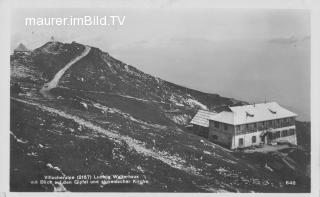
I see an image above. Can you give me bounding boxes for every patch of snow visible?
[53,182,68,192]
[10,132,28,144]
[27,152,38,156]
[216,167,228,173]
[112,147,126,161]
[117,94,150,102]
[93,102,121,114]
[96,158,110,166]
[46,163,65,176]
[265,163,274,172]
[200,186,228,192]
[155,77,163,84]
[136,165,145,173]
[186,98,208,110]
[186,145,198,150]
[46,163,54,168]
[170,114,190,125]
[80,101,88,109]
[220,158,237,164]
[169,95,184,107]
[124,64,130,72]
[106,62,117,74]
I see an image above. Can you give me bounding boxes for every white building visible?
[190,102,297,149]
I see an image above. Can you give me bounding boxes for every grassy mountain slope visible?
[10,41,310,192]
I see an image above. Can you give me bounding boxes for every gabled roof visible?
[190,110,217,127]
[209,102,297,125]
[14,43,30,52]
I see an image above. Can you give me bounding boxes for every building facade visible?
[190,102,297,149]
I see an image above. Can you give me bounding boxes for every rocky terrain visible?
[10,41,310,192]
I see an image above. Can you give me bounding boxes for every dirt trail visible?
[11,97,204,177]
[40,46,91,93]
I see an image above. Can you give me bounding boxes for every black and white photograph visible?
[1,0,319,195]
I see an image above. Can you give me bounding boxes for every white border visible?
[1,0,319,197]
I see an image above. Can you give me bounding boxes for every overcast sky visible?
[11,8,310,120]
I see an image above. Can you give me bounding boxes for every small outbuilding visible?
[190,110,217,138]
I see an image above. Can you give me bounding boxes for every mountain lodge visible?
[190,102,297,149]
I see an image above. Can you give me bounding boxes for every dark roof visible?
[190,110,217,127]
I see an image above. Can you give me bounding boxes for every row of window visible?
[238,136,256,146]
[238,129,296,146]
[234,117,295,134]
[212,118,295,134]
[214,121,229,130]
[270,129,295,140]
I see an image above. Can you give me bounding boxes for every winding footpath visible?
[41,45,91,92]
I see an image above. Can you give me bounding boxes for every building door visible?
[238,138,244,147]
[267,132,273,144]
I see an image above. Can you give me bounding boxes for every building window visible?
[252,136,256,143]
[275,131,281,138]
[282,130,288,137]
[289,117,295,125]
[239,138,244,146]
[288,129,295,136]
[224,124,228,130]
[248,124,252,132]
[236,125,240,131]
[214,121,219,128]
